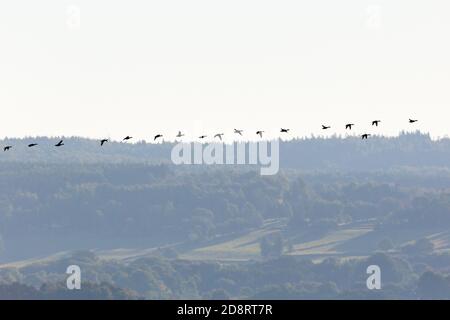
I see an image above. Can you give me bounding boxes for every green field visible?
[3,219,450,269]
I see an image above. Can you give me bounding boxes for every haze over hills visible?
[1,132,450,299]
[2,0,450,300]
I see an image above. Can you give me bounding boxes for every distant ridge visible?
[1,132,450,171]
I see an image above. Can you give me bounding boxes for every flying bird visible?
[154,134,163,141]
[361,134,371,140]
[28,143,38,148]
[199,135,207,139]
[176,131,184,138]
[372,120,381,126]
[3,146,12,151]
[345,124,355,130]
[214,133,224,141]
[256,131,264,138]
[123,136,133,141]
[234,129,243,136]
[55,140,64,147]
[280,128,290,133]
[100,139,108,146]
[409,119,418,123]
[322,125,331,130]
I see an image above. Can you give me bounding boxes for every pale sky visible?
[0,0,449,142]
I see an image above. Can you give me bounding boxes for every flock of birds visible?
[2,119,419,152]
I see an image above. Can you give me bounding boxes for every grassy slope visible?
[2,220,450,269]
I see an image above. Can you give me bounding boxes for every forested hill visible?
[2,132,450,299]
[1,132,449,171]
[280,131,450,171]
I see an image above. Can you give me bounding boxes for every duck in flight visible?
[345,124,355,130]
[280,128,290,133]
[154,134,163,141]
[361,134,371,140]
[214,133,224,141]
[176,131,184,138]
[372,120,381,126]
[55,140,64,147]
[234,129,243,136]
[322,125,331,130]
[100,139,108,146]
[28,143,38,148]
[256,130,264,138]
[3,146,12,151]
[409,119,418,123]
[199,135,207,139]
[123,136,133,141]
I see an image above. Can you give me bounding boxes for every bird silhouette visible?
[123,136,133,141]
[322,125,331,130]
[409,119,418,123]
[214,133,224,141]
[154,134,163,141]
[28,143,38,148]
[361,134,371,140]
[199,135,207,139]
[372,120,381,126]
[256,131,264,138]
[234,129,243,136]
[280,128,290,133]
[3,146,12,151]
[345,124,355,130]
[176,131,184,138]
[55,140,64,147]
[100,139,108,146]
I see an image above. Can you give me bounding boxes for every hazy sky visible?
[0,0,449,142]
